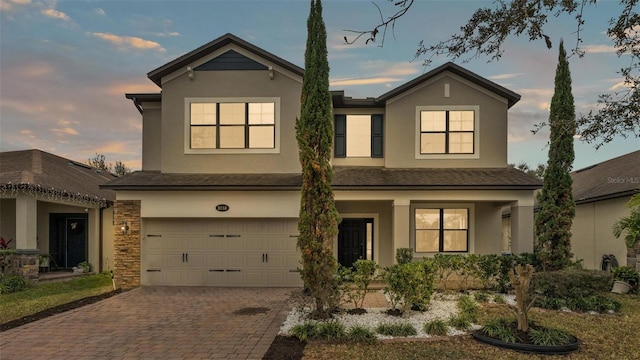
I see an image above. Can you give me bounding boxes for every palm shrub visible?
[613,194,640,268]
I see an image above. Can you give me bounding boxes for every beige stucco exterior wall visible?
[474,202,503,254]
[573,197,629,269]
[141,102,161,171]
[116,191,300,218]
[384,73,509,168]
[158,46,302,174]
[336,200,394,267]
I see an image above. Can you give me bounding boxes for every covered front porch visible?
[334,189,535,268]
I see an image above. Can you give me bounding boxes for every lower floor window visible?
[415,208,468,252]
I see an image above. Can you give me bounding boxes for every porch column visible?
[392,200,410,262]
[15,194,37,250]
[510,204,534,254]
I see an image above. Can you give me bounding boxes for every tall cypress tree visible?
[296,0,340,319]
[535,40,576,271]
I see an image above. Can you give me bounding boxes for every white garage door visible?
[142,218,302,287]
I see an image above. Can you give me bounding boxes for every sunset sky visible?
[1,0,638,171]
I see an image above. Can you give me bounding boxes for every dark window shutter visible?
[371,114,383,158]
[334,115,346,158]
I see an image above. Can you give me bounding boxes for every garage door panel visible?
[143,218,301,287]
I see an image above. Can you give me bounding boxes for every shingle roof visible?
[147,33,304,87]
[102,167,541,191]
[376,62,521,108]
[572,150,640,204]
[0,149,116,207]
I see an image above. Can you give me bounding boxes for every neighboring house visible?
[0,149,116,278]
[571,150,640,269]
[105,33,541,289]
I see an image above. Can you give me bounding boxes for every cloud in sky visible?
[89,32,166,52]
[41,7,70,21]
[583,44,616,54]
[489,73,525,80]
[94,8,105,16]
[0,0,31,11]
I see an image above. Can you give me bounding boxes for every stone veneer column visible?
[113,200,141,289]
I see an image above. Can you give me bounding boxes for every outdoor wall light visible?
[268,66,274,80]
[187,66,194,80]
[121,221,130,235]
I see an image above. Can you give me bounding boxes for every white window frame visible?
[184,97,281,154]
[415,105,480,160]
[410,203,474,255]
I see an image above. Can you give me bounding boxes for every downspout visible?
[99,207,103,273]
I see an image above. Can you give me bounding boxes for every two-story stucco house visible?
[104,33,541,289]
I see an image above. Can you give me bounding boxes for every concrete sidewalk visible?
[1,287,293,360]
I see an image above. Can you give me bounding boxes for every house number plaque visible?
[216,204,230,212]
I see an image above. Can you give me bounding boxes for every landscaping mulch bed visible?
[262,335,306,360]
[0,289,122,331]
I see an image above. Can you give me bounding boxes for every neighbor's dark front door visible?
[50,214,88,268]
[338,219,367,268]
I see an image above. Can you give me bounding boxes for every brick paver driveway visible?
[1,287,293,360]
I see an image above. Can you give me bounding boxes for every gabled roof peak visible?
[376,62,521,108]
[147,33,303,87]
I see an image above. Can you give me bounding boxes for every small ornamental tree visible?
[296,0,340,319]
[535,41,576,271]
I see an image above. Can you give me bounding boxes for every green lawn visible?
[0,273,114,323]
[302,293,640,359]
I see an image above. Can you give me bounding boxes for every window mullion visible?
[445,111,450,154]
[215,103,220,149]
[245,103,249,149]
[439,209,444,252]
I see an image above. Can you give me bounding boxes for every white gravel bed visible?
[279,291,512,339]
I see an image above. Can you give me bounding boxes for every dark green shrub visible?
[347,326,376,343]
[457,295,479,322]
[529,326,573,346]
[432,254,464,290]
[423,319,448,336]
[493,294,506,304]
[474,291,490,302]
[482,318,517,343]
[566,295,621,313]
[0,275,31,294]
[448,314,472,330]
[613,266,640,288]
[395,248,413,265]
[375,323,417,337]
[531,269,612,299]
[382,259,435,312]
[290,322,318,341]
[315,320,346,341]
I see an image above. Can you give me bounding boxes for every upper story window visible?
[420,110,474,154]
[415,106,479,160]
[186,97,280,154]
[415,208,469,253]
[334,114,383,158]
